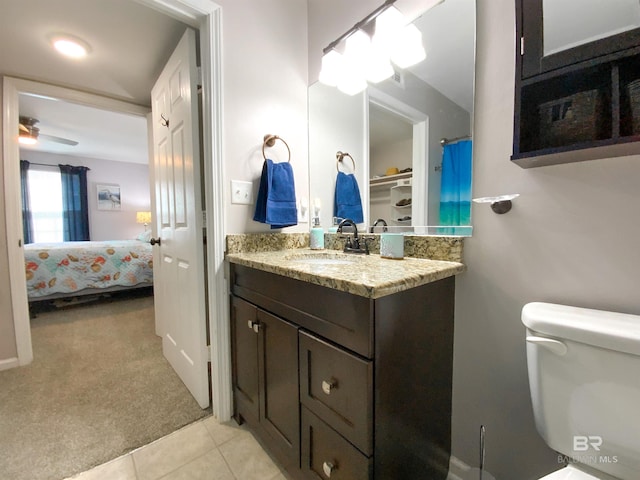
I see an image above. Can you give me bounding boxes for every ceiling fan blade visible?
[39,133,79,146]
[19,123,29,133]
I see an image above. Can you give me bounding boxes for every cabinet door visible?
[231,296,260,423]
[519,0,640,78]
[257,309,300,465]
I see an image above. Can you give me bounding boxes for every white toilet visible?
[522,302,640,480]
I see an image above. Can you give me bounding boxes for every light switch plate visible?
[231,180,253,205]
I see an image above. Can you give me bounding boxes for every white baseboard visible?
[0,357,20,371]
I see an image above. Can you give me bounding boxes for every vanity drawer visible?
[301,407,372,480]
[231,264,374,358]
[299,330,373,455]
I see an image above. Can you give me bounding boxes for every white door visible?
[150,28,209,409]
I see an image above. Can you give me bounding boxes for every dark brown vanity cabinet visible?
[230,263,455,480]
[513,0,640,167]
[231,296,300,470]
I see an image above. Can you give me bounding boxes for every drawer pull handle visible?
[322,461,336,477]
[322,380,336,395]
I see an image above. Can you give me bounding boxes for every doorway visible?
[367,88,429,227]
[2,0,230,421]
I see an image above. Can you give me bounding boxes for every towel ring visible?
[262,134,291,162]
[336,151,355,172]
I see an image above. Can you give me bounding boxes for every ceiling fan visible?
[19,116,78,146]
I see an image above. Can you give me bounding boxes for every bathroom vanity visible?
[227,249,465,479]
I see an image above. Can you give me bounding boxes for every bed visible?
[24,239,154,301]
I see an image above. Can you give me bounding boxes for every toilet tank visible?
[522,302,640,479]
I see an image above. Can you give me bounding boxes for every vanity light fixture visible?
[319,0,429,95]
[49,34,91,59]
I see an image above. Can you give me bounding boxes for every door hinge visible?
[520,36,525,56]
[202,211,207,229]
[197,66,203,87]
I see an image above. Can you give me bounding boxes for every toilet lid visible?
[538,465,605,480]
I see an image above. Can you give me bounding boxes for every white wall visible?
[217,0,309,234]
[20,151,150,241]
[0,79,17,361]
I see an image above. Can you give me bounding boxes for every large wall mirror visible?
[309,0,475,236]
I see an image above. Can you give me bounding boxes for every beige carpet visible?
[0,292,209,480]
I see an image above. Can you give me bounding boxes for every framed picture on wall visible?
[97,184,121,211]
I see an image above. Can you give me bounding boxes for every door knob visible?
[150,237,161,246]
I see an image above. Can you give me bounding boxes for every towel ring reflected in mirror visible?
[262,134,291,162]
[336,151,355,173]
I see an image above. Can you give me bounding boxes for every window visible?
[27,168,64,243]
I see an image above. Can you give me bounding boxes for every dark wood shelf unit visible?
[513,1,640,168]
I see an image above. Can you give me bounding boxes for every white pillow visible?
[136,230,152,242]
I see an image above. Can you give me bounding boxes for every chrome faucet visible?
[337,218,369,254]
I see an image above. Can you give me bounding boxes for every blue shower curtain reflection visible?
[439,140,472,227]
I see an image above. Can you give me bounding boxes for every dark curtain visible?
[59,164,90,241]
[20,160,34,244]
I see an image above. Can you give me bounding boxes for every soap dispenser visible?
[310,199,324,250]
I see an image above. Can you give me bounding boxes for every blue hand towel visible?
[253,159,298,229]
[334,171,364,224]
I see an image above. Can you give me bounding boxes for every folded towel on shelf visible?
[334,171,364,224]
[253,158,298,229]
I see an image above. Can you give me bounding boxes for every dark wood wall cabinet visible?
[230,263,455,480]
[513,1,640,168]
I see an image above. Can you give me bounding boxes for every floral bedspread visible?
[24,240,154,299]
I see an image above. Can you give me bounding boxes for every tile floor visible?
[67,416,287,480]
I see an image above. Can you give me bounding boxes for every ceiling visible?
[411,0,475,113]
[0,0,188,164]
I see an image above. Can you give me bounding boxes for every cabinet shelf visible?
[513,1,640,168]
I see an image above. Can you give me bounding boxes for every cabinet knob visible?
[322,461,336,478]
[322,379,336,395]
[247,320,261,333]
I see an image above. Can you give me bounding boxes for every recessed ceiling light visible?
[49,34,91,59]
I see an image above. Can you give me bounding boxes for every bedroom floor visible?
[67,416,287,480]
[0,291,209,480]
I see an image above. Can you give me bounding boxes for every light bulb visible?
[49,35,91,59]
[19,136,37,145]
[366,47,394,83]
[375,6,406,40]
[390,24,426,69]
[337,31,370,95]
[337,66,367,96]
[319,50,343,86]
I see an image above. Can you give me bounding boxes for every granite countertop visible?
[226,248,466,299]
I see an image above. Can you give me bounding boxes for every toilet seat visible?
[538,465,607,480]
